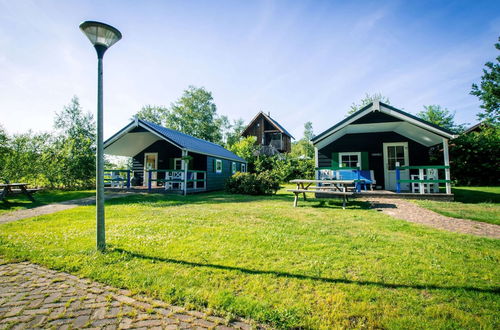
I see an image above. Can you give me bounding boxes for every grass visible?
[0,188,499,329]
[0,190,95,215]
[413,186,500,225]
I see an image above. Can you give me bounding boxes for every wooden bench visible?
[287,189,354,209]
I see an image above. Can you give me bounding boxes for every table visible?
[288,179,356,208]
[0,183,37,202]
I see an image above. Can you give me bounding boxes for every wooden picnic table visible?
[0,183,37,203]
[288,179,356,209]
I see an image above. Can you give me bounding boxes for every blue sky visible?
[1,0,499,139]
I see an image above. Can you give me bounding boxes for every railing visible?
[146,169,206,191]
[395,165,451,194]
[269,139,283,150]
[104,169,131,189]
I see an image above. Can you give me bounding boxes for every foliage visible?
[291,122,315,159]
[165,86,228,144]
[228,136,259,171]
[417,105,466,133]
[254,154,315,182]
[1,189,498,329]
[224,118,246,147]
[132,105,168,125]
[348,93,390,115]
[470,36,500,125]
[0,96,96,189]
[225,171,280,195]
[449,127,500,185]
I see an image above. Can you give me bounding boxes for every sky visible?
[0,0,499,140]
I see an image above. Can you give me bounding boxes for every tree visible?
[348,93,390,115]
[54,96,96,188]
[165,86,227,144]
[417,105,466,133]
[225,118,246,147]
[291,122,315,159]
[133,105,168,125]
[303,121,314,141]
[471,37,500,125]
[0,125,9,175]
[228,136,259,169]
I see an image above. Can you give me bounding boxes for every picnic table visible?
[288,179,356,209]
[0,183,38,203]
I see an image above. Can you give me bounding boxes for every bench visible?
[336,170,376,191]
[287,189,354,209]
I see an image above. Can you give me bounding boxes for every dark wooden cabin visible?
[104,119,246,193]
[311,101,456,194]
[241,112,294,153]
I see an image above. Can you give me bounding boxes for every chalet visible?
[104,118,246,193]
[242,112,294,154]
[311,101,457,195]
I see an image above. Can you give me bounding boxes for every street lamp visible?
[80,21,122,251]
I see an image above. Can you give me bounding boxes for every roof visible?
[242,111,295,139]
[104,119,246,162]
[311,101,458,149]
[312,101,456,145]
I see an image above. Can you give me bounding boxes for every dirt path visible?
[361,197,500,239]
[0,193,137,225]
[0,258,257,329]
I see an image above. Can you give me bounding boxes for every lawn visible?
[0,189,498,329]
[413,186,500,225]
[0,189,95,215]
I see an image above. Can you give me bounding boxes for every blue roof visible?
[140,120,245,162]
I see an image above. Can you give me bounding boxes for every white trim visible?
[383,142,409,190]
[182,149,188,196]
[173,158,183,170]
[241,163,246,172]
[144,152,158,187]
[215,159,223,174]
[443,138,451,194]
[231,162,237,174]
[338,152,361,168]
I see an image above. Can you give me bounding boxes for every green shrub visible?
[225,171,280,195]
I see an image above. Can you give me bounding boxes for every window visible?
[174,158,183,170]
[339,152,361,168]
[215,159,223,173]
[387,145,406,170]
[241,163,246,172]
[232,162,237,174]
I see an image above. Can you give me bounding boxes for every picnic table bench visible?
[0,183,39,203]
[288,179,356,209]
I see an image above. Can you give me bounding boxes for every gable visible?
[242,112,294,139]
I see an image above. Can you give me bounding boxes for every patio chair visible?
[110,172,124,188]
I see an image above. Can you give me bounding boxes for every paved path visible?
[361,197,500,239]
[0,258,258,329]
[0,193,135,225]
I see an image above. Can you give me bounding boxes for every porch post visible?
[443,138,451,194]
[182,149,188,196]
[314,147,319,180]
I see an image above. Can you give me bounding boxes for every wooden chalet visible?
[103,118,246,194]
[241,112,294,154]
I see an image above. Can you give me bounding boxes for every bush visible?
[254,154,315,182]
[225,171,280,195]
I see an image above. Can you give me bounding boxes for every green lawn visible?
[0,189,95,215]
[413,186,500,225]
[0,189,498,329]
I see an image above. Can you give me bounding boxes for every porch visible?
[104,169,207,194]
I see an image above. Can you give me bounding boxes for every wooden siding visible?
[351,111,403,125]
[318,132,433,189]
[131,140,182,185]
[242,113,292,153]
[206,156,244,191]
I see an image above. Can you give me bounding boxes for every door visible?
[144,153,158,187]
[383,142,409,191]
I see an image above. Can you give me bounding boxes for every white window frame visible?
[173,158,183,170]
[339,152,361,168]
[241,163,246,172]
[231,162,237,174]
[215,159,223,174]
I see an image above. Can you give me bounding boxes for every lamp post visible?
[80,21,122,251]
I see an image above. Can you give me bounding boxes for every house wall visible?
[206,156,245,191]
[132,140,182,185]
[242,114,292,153]
[317,132,432,189]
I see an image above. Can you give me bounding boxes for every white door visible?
[383,142,409,191]
[144,153,158,187]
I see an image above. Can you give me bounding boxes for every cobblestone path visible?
[361,197,500,239]
[0,259,259,329]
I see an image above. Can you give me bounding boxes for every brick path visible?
[362,197,500,239]
[0,259,259,329]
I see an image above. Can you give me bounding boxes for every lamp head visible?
[80,21,122,57]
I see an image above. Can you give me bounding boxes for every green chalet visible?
[103,118,246,194]
[311,101,457,196]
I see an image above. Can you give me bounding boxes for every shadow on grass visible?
[111,248,499,294]
[452,188,500,204]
